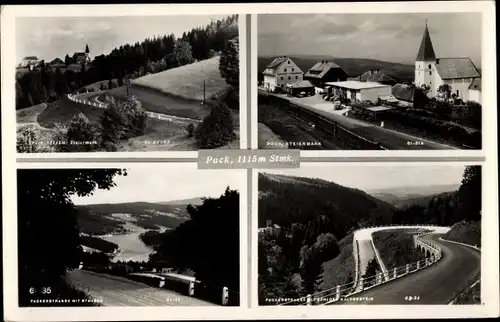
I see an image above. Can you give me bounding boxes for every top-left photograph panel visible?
[13,12,241,153]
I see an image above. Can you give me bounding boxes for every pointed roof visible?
[416,21,436,61]
[85,44,90,53]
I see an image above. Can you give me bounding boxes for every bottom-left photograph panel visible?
[15,164,244,307]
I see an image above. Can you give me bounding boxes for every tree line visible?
[16,14,238,110]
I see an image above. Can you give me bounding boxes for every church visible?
[414,21,481,102]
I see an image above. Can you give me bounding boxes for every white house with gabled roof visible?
[262,56,304,92]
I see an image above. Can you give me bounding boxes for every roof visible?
[23,56,38,60]
[305,61,343,79]
[392,84,415,102]
[287,80,314,88]
[50,58,64,64]
[434,58,481,80]
[416,24,436,61]
[365,106,396,112]
[265,56,288,69]
[468,78,481,91]
[325,80,391,90]
[360,71,397,83]
[74,52,86,56]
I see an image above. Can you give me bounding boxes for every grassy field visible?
[371,229,428,270]
[443,220,481,247]
[320,233,356,291]
[107,85,212,120]
[37,97,105,128]
[258,103,340,150]
[131,57,230,102]
[16,103,48,124]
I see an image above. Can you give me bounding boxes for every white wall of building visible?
[415,61,434,89]
[468,89,481,104]
[263,58,303,91]
[359,86,392,103]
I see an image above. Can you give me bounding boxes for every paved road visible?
[66,270,217,306]
[335,234,480,305]
[259,90,459,150]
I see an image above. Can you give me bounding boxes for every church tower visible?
[415,20,436,93]
[85,44,90,62]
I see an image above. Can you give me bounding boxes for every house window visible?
[288,76,291,80]
[280,77,283,80]
[429,71,432,75]
[428,64,431,69]
[292,68,295,71]
[288,61,290,64]
[295,76,298,79]
[284,68,287,72]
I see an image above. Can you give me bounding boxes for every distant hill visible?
[258,173,396,241]
[258,56,414,82]
[75,201,195,235]
[369,183,461,208]
[159,197,204,206]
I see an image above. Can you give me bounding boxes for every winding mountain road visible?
[66,270,216,306]
[335,233,480,305]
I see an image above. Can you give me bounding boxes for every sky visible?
[71,168,243,205]
[258,13,482,65]
[16,15,228,63]
[263,164,466,192]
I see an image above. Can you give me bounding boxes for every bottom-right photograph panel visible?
[257,163,481,306]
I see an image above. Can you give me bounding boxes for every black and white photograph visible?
[15,14,240,153]
[257,13,482,150]
[17,166,242,306]
[258,164,481,305]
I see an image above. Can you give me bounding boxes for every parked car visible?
[333,101,342,110]
[323,94,331,101]
[298,92,306,98]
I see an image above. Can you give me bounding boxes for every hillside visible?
[258,173,396,241]
[444,220,481,247]
[257,56,414,82]
[131,56,230,102]
[372,189,460,209]
[369,183,461,208]
[76,201,194,235]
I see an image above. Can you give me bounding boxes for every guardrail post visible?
[188,281,195,296]
[158,277,165,288]
[222,287,229,306]
[335,285,340,301]
[359,278,364,291]
[416,260,420,270]
[306,294,312,306]
[393,268,397,279]
[376,272,382,285]
[405,264,410,274]
[78,262,83,270]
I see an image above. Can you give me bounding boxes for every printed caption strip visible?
[198,150,299,169]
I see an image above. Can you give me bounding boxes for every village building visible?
[303,60,347,93]
[262,56,304,92]
[324,80,392,104]
[414,21,481,102]
[19,56,40,69]
[468,78,481,104]
[286,80,315,97]
[359,69,397,86]
[73,44,91,64]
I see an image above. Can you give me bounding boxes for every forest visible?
[16,15,238,110]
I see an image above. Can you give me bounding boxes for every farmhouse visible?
[262,56,304,92]
[359,69,397,86]
[50,58,64,66]
[350,102,397,121]
[391,83,415,103]
[325,80,392,104]
[304,60,347,93]
[286,80,315,97]
[468,78,481,104]
[414,21,481,101]
[20,56,40,68]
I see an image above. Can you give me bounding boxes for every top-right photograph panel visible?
[257,13,482,150]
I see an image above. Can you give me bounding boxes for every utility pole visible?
[203,80,206,105]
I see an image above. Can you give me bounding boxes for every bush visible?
[195,102,235,149]
[99,96,148,147]
[186,123,195,138]
[16,125,52,153]
[53,114,100,152]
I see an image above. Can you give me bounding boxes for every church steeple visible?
[416,20,436,61]
[85,44,90,54]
